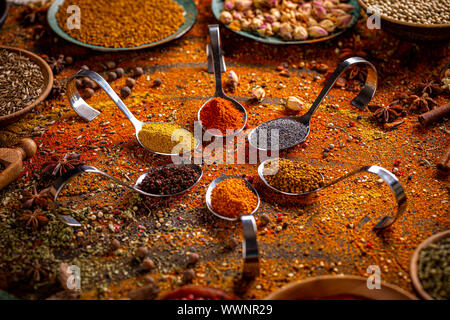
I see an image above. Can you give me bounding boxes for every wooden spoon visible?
[0,138,37,190]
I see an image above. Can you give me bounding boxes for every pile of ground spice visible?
[211,178,258,219]
[137,165,201,196]
[249,118,308,150]
[137,123,196,154]
[200,97,244,134]
[55,0,185,48]
[0,49,44,116]
[263,158,323,194]
[418,236,449,300]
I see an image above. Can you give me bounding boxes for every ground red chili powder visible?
[199,97,244,134]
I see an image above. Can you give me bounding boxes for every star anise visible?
[21,186,51,209]
[19,5,48,27]
[415,79,443,97]
[19,209,49,229]
[42,153,83,177]
[408,93,438,113]
[347,65,368,83]
[44,54,66,75]
[368,102,404,124]
[26,259,49,283]
[48,79,67,100]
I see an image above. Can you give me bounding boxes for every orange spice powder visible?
[200,97,244,134]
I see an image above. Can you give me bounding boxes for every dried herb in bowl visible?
[0,49,44,117]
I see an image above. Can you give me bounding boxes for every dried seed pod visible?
[285,96,304,112]
[251,85,266,101]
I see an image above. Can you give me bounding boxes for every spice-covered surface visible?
[0,1,449,300]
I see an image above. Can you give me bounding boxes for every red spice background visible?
[0,1,449,300]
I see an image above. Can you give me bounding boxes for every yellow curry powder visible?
[263,158,323,194]
[137,123,196,154]
[211,178,258,218]
[56,0,185,48]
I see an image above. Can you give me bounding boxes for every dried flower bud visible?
[224,0,235,10]
[299,3,312,15]
[285,96,304,112]
[337,3,355,12]
[252,85,266,101]
[279,22,293,40]
[293,25,308,40]
[306,17,319,27]
[308,26,328,38]
[271,21,281,33]
[251,17,264,29]
[264,14,276,23]
[236,0,252,11]
[313,5,327,20]
[232,10,243,20]
[219,11,233,24]
[241,19,252,30]
[319,19,335,32]
[335,14,352,28]
[228,70,239,88]
[270,8,281,20]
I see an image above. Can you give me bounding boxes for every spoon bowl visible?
[205,175,260,221]
[198,25,248,139]
[249,57,377,151]
[67,69,198,157]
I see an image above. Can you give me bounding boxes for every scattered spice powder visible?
[137,164,201,196]
[263,158,323,194]
[0,49,44,116]
[211,178,258,219]
[137,123,196,154]
[56,0,185,48]
[200,97,244,134]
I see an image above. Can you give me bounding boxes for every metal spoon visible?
[248,57,378,151]
[205,175,259,277]
[67,70,199,157]
[258,159,406,229]
[49,163,203,226]
[197,25,247,138]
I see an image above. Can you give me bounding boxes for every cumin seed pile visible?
[0,49,45,117]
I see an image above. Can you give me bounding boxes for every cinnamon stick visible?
[437,146,450,175]
[418,103,450,126]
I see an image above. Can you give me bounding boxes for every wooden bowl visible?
[410,230,450,300]
[0,46,53,127]
[358,0,450,42]
[0,0,8,28]
[265,275,417,300]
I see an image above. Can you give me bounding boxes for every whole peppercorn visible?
[126,77,136,88]
[121,86,132,98]
[105,61,116,69]
[134,67,144,77]
[65,56,74,65]
[259,213,270,226]
[153,78,162,87]
[115,67,125,78]
[80,65,89,71]
[107,71,117,82]
[136,246,149,258]
[81,88,94,99]
[142,258,155,270]
[182,269,195,283]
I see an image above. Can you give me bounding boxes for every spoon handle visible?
[208,24,225,96]
[67,69,141,127]
[306,57,378,118]
[322,165,407,229]
[49,165,157,202]
[241,215,260,277]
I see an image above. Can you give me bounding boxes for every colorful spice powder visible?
[56,0,185,48]
[263,158,323,194]
[137,123,196,154]
[137,164,201,196]
[200,97,244,134]
[211,178,258,218]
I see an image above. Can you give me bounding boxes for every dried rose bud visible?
[313,5,327,20]
[232,10,243,20]
[279,22,293,40]
[293,25,308,40]
[228,70,239,85]
[105,61,116,69]
[219,11,233,24]
[224,0,235,10]
[270,8,281,20]
[251,85,266,101]
[335,14,353,29]
[337,3,355,12]
[299,3,312,15]
[319,19,336,32]
[271,21,281,33]
[308,26,328,38]
[285,96,304,112]
[251,17,264,29]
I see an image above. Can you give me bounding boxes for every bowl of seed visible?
[0,46,53,127]
[359,0,450,41]
[0,0,9,29]
[410,230,450,300]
